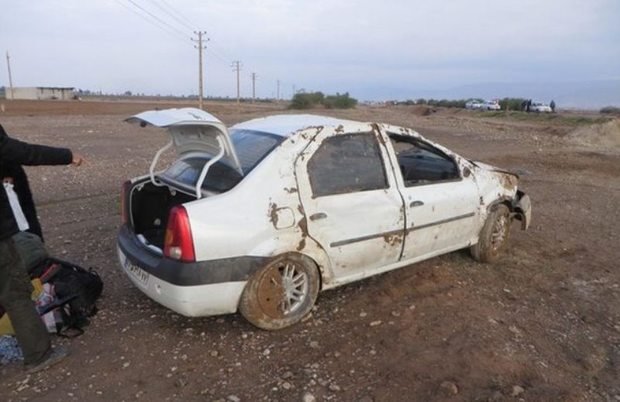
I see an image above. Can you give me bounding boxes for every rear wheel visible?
[239,254,319,330]
[471,204,511,263]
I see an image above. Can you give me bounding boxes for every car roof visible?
[230,114,360,137]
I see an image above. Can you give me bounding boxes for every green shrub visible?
[290,91,357,110]
[290,92,325,109]
[499,98,527,111]
[323,92,357,109]
[600,106,620,115]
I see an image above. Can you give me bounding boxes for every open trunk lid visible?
[126,108,242,175]
[126,108,243,198]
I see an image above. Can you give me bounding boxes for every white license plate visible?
[122,256,150,288]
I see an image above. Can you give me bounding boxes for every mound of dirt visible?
[567,119,620,148]
[406,105,435,116]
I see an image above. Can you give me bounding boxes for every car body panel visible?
[119,244,245,316]
[231,114,356,137]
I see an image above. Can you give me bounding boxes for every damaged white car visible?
[117,108,531,330]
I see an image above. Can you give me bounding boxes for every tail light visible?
[164,206,195,262]
[120,180,132,225]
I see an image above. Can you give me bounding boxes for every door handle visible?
[309,212,327,221]
[409,200,424,208]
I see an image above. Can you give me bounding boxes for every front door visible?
[295,127,405,283]
[385,132,480,260]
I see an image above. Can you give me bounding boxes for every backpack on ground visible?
[30,257,103,337]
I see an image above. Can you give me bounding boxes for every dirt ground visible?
[0,99,618,402]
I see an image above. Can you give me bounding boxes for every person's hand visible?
[71,154,85,166]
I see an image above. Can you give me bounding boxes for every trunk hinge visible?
[149,140,173,187]
[195,136,225,199]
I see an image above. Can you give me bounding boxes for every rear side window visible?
[163,157,242,193]
[231,129,284,173]
[308,133,387,197]
[161,129,283,193]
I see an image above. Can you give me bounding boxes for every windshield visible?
[160,129,284,194]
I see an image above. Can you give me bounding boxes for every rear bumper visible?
[117,224,267,316]
[118,247,245,316]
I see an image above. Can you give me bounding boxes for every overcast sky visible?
[1,0,619,104]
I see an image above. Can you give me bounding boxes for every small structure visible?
[5,87,75,100]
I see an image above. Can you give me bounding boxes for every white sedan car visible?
[481,100,501,110]
[117,108,531,330]
[465,100,482,110]
[530,102,552,113]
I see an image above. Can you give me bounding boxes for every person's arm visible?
[0,125,73,166]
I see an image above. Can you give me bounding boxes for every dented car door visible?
[384,131,480,260]
[295,126,405,281]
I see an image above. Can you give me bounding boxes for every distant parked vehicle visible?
[465,100,483,110]
[481,100,501,111]
[530,102,552,113]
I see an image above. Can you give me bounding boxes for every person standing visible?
[0,123,84,373]
[550,100,556,113]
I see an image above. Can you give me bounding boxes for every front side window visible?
[308,133,387,197]
[389,133,460,186]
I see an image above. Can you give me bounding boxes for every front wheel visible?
[239,254,320,330]
[471,204,511,263]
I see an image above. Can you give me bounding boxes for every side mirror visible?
[463,167,472,178]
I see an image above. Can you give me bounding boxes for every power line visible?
[155,0,197,31]
[146,0,195,31]
[208,40,234,64]
[206,45,232,65]
[114,0,190,43]
[117,0,292,101]
[147,0,236,66]
[126,0,191,40]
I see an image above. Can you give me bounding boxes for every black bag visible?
[32,258,103,336]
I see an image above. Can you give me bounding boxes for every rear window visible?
[160,129,283,193]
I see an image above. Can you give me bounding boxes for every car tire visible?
[239,254,320,330]
[470,204,511,263]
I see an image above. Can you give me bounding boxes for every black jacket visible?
[0,124,73,240]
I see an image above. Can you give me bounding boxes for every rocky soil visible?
[0,100,618,401]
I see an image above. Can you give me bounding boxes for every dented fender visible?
[513,190,531,230]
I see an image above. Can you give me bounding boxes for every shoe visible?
[25,346,70,374]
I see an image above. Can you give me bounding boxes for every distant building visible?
[4,87,75,100]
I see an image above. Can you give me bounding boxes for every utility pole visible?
[251,73,257,103]
[276,80,280,102]
[292,85,296,100]
[6,52,14,100]
[232,61,242,104]
[192,31,208,110]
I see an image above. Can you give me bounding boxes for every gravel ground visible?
[0,100,619,402]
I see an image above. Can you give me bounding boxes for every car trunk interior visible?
[129,181,195,249]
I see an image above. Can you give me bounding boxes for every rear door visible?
[295,125,405,282]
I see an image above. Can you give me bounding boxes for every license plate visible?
[121,252,150,288]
